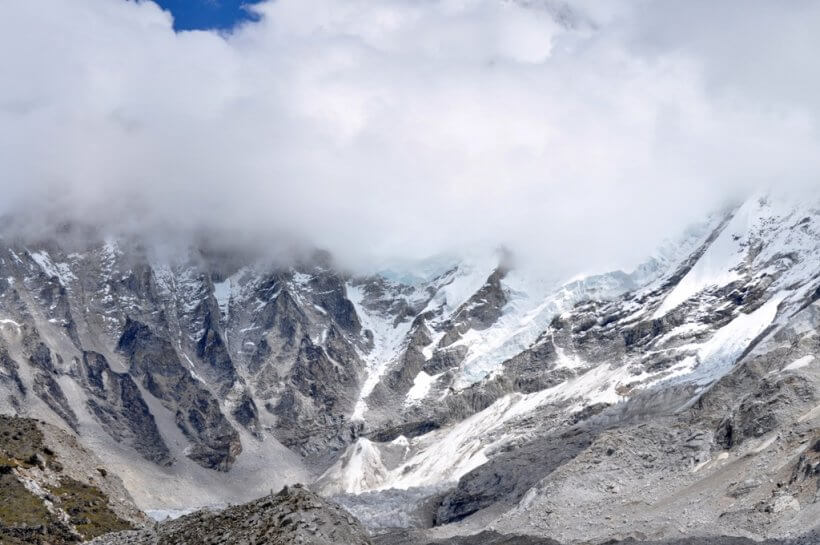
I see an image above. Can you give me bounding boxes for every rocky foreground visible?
[86,484,372,545]
[0,415,144,544]
[1,414,814,545]
[374,530,820,545]
[83,492,819,545]
[81,486,818,545]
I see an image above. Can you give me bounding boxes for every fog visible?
[1,0,818,274]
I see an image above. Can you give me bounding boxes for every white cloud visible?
[0,0,818,273]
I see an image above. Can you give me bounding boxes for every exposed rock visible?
[117,318,241,470]
[74,351,172,466]
[0,415,144,544]
[0,194,819,545]
[87,485,372,545]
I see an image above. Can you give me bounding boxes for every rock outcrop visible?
[87,484,372,545]
[0,415,145,544]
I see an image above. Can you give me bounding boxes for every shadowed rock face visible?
[435,425,599,524]
[117,318,241,470]
[28,341,80,433]
[194,309,237,391]
[76,351,173,466]
[0,345,26,406]
[87,485,373,545]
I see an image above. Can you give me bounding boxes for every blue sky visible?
[152,0,264,31]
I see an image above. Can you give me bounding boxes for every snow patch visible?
[319,438,388,495]
[29,250,77,287]
[783,355,815,372]
[421,254,499,320]
[554,341,584,369]
[348,283,414,421]
[291,272,312,286]
[213,279,231,319]
[405,371,439,405]
[653,202,757,317]
[182,354,206,383]
[687,294,784,385]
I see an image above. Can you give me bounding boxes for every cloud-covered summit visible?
[1,0,818,273]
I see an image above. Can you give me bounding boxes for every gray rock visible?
[87,485,372,545]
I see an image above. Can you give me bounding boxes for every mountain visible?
[0,192,818,542]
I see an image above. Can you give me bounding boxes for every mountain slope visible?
[0,193,817,543]
[321,194,820,542]
[0,414,145,544]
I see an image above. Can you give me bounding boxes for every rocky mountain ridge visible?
[0,192,818,542]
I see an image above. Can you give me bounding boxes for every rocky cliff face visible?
[0,240,369,473]
[0,193,818,543]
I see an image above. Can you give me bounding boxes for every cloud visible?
[1,0,818,274]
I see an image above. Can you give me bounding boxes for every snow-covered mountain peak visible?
[1,193,818,541]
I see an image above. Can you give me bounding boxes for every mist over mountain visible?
[1,2,819,545]
[3,0,819,273]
